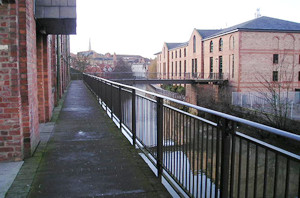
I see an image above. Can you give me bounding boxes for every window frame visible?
[210,41,213,53]
[219,38,223,51]
[273,54,279,64]
[273,71,278,81]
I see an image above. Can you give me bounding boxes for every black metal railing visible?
[87,72,227,81]
[83,73,300,198]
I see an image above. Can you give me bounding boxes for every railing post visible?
[218,118,235,198]
[156,96,164,180]
[110,83,113,118]
[132,89,136,147]
[119,85,122,131]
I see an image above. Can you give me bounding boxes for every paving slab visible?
[24,80,170,197]
[0,162,23,198]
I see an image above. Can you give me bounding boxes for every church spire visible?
[89,37,92,51]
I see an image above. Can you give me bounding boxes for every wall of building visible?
[238,31,300,92]
[0,1,71,162]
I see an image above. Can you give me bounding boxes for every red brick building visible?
[0,0,76,162]
[156,16,300,93]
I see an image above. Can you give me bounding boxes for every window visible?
[230,36,235,50]
[184,60,186,74]
[179,61,181,77]
[219,38,223,51]
[210,41,213,52]
[299,55,300,64]
[273,71,278,81]
[175,62,177,75]
[232,54,235,78]
[298,71,300,81]
[171,62,174,76]
[172,52,173,59]
[193,36,196,53]
[175,51,177,58]
[195,58,197,73]
[179,49,181,58]
[184,48,186,57]
[192,59,194,75]
[219,56,223,73]
[210,57,213,73]
[273,54,279,64]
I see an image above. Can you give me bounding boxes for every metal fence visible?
[83,73,300,198]
[232,92,300,120]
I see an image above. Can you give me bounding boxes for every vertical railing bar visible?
[205,123,209,198]
[132,89,136,147]
[177,111,180,181]
[182,114,185,186]
[273,153,278,198]
[263,149,268,198]
[189,116,192,194]
[214,122,218,198]
[171,108,174,177]
[210,126,214,198]
[183,115,187,189]
[253,145,258,198]
[156,96,164,180]
[245,141,250,198]
[238,138,242,198]
[119,86,122,130]
[192,118,196,197]
[179,113,182,184]
[284,159,290,198]
[230,129,236,198]
[196,120,200,198]
[175,110,179,180]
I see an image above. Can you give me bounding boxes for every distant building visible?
[131,63,148,78]
[156,16,300,93]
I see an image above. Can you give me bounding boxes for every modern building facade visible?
[0,0,76,162]
[156,16,300,93]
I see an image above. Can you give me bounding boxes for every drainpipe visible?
[57,35,61,102]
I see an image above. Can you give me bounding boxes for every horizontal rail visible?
[86,73,300,142]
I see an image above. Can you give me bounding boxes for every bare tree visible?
[148,58,157,79]
[112,58,133,79]
[255,53,295,130]
[74,56,90,72]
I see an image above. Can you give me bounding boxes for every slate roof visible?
[204,16,300,40]
[196,29,222,39]
[166,42,188,50]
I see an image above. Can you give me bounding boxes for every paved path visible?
[27,81,170,198]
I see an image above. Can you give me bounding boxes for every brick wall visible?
[0,1,24,162]
[0,1,71,162]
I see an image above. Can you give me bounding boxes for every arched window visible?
[210,41,213,52]
[175,51,177,58]
[230,36,235,50]
[219,38,223,51]
[179,49,181,58]
[184,48,186,57]
[193,35,196,53]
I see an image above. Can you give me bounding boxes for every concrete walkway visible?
[15,80,169,197]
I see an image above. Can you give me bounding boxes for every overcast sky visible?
[70,0,300,58]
